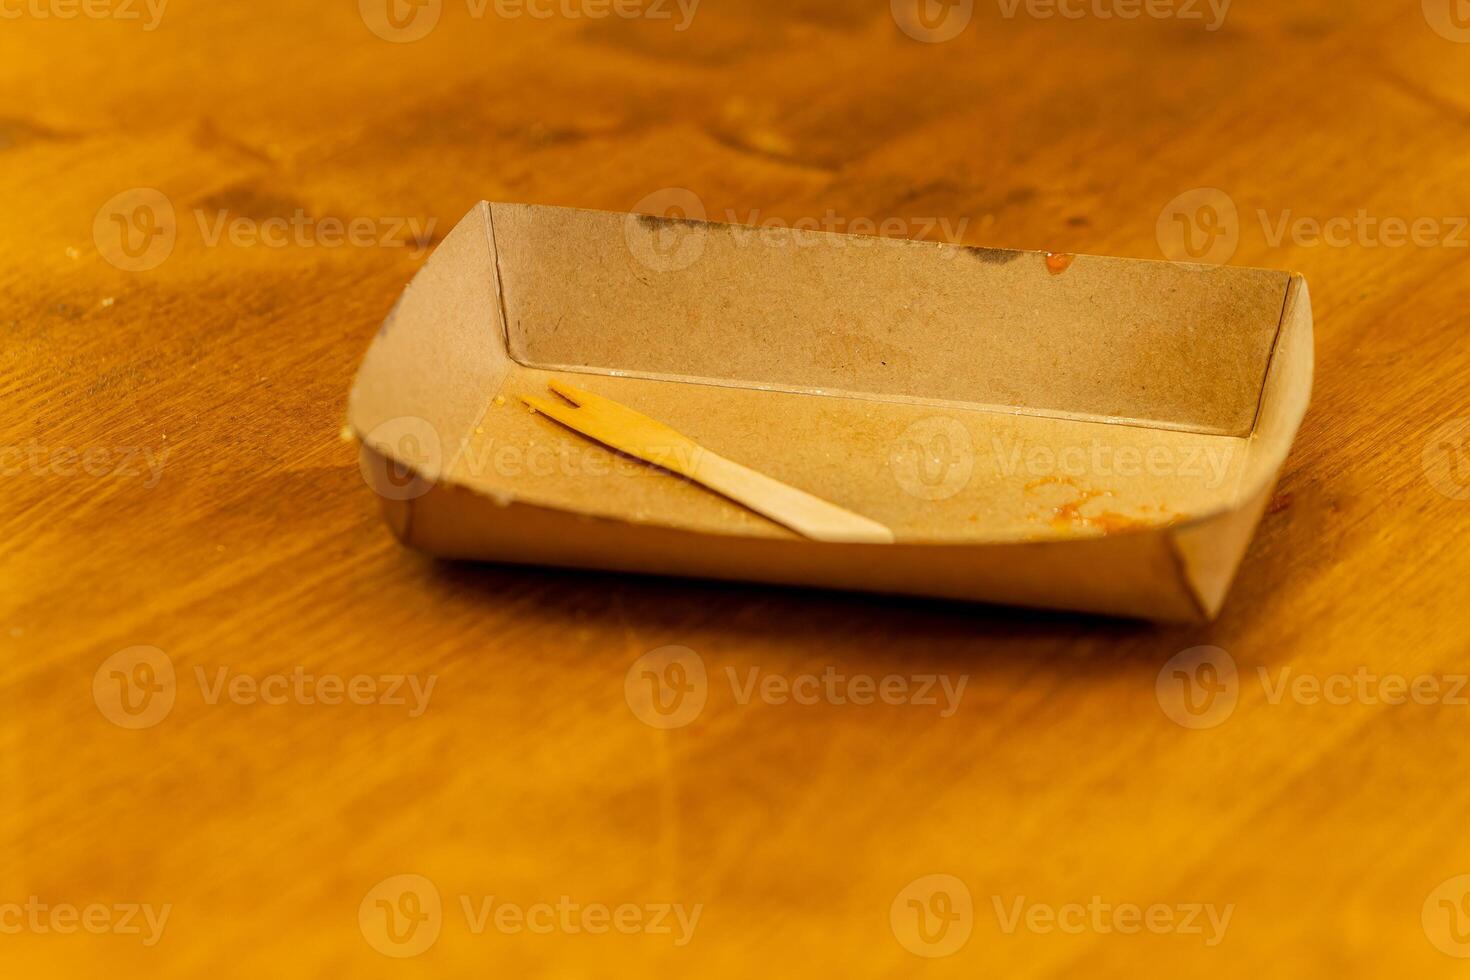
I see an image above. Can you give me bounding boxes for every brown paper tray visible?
[348,202,1313,622]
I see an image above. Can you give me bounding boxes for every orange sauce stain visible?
[1045,252,1075,275]
[1076,511,1153,534]
[1025,476,1185,536]
[1048,488,1112,531]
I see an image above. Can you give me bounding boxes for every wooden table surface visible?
[4,0,1469,975]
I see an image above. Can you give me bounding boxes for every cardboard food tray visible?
[348,202,1312,622]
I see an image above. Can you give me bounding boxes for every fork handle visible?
[691,453,895,544]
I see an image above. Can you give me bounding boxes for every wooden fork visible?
[520,380,895,545]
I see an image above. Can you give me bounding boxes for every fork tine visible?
[542,381,665,436]
[546,379,595,407]
[520,393,580,425]
[548,381,639,423]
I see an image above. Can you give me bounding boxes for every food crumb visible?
[1045,252,1076,275]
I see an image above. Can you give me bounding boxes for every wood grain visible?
[3,0,1469,975]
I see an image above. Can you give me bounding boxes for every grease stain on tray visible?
[963,245,1023,265]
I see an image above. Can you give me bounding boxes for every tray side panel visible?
[492,203,1290,437]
